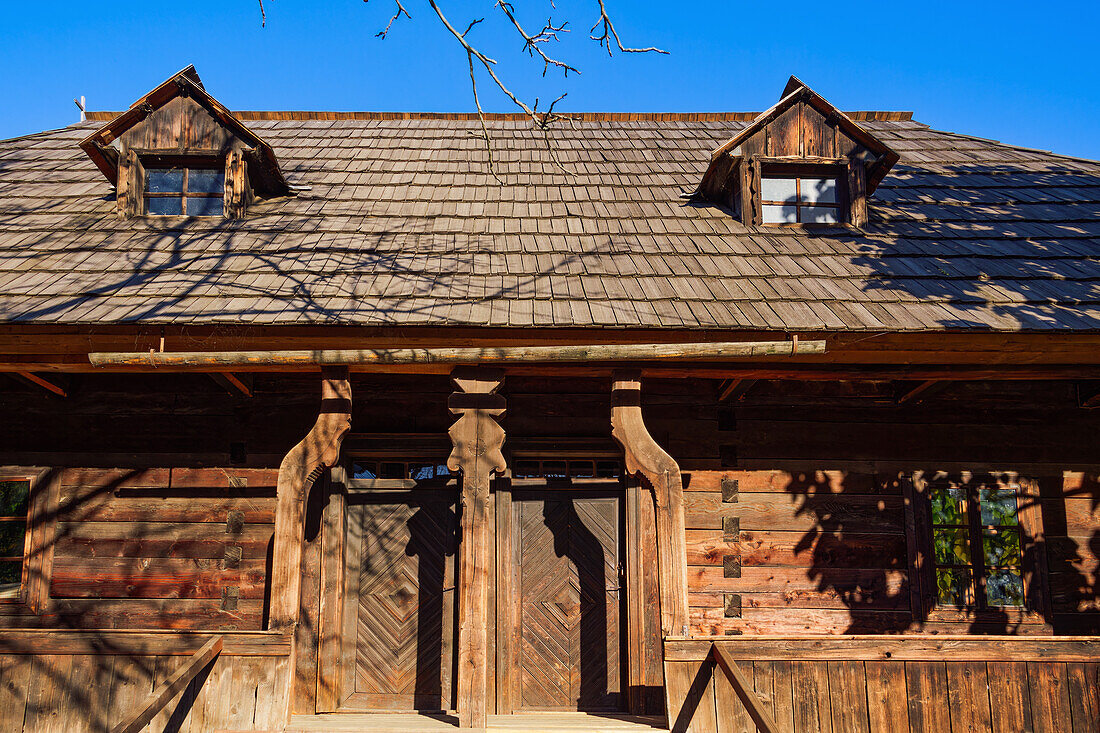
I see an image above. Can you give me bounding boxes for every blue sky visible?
[3,1,1098,159]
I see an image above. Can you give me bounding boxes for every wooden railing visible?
[110,636,223,733]
[664,635,1100,733]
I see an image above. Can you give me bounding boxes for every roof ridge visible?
[82,110,915,123]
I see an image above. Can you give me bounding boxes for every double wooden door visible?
[339,488,623,714]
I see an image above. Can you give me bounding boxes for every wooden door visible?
[509,491,623,711]
[339,494,458,711]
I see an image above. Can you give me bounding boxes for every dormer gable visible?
[698,76,899,227]
[79,66,291,219]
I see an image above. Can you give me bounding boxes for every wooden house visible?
[0,66,1097,732]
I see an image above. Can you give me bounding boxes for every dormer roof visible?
[698,76,900,199]
[77,66,290,198]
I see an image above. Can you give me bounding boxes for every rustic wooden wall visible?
[0,647,288,732]
[1047,473,1100,635]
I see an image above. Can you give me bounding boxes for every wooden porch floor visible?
[283,712,669,732]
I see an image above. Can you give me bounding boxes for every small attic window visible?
[760,169,842,225]
[144,159,225,217]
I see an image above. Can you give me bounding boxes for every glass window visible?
[760,173,842,225]
[929,478,1025,609]
[0,480,30,598]
[144,164,224,217]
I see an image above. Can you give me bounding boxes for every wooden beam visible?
[611,371,690,641]
[1078,382,1100,409]
[109,636,222,733]
[268,367,351,723]
[87,339,825,369]
[711,643,781,733]
[447,367,506,729]
[208,372,253,397]
[0,630,289,656]
[894,380,949,406]
[718,378,759,402]
[12,371,67,397]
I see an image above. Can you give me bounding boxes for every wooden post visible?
[448,367,506,729]
[268,367,351,720]
[611,371,689,638]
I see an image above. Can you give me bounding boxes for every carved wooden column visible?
[270,366,352,632]
[611,370,690,638]
[448,367,506,729]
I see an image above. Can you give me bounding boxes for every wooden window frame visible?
[141,154,226,218]
[738,156,869,228]
[0,467,59,615]
[757,162,847,227]
[904,471,1051,627]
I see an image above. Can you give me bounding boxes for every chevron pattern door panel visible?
[342,497,457,711]
[515,492,622,711]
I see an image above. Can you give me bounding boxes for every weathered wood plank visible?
[1066,663,1099,733]
[1028,662,1072,733]
[0,630,289,656]
[664,659,716,733]
[987,661,1033,733]
[828,660,869,733]
[864,661,909,733]
[110,636,222,733]
[946,661,992,732]
[790,661,830,733]
[905,662,950,733]
[711,646,779,733]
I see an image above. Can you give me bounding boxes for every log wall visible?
[0,632,289,732]
[663,637,1100,733]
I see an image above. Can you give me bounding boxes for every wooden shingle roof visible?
[0,112,1098,332]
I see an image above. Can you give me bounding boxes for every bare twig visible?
[465,43,503,185]
[372,0,411,39]
[495,2,578,78]
[258,0,266,27]
[590,0,668,56]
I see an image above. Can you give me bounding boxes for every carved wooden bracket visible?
[269,366,352,632]
[611,370,690,638]
[447,367,506,729]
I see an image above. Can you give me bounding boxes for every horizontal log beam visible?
[88,340,823,369]
[664,635,1100,662]
[0,630,290,656]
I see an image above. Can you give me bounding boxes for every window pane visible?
[986,569,1024,607]
[0,523,25,557]
[188,169,225,194]
[760,177,799,203]
[409,464,436,481]
[802,178,837,204]
[934,528,971,566]
[761,204,798,224]
[0,481,29,517]
[595,461,620,478]
[146,168,184,193]
[188,196,224,217]
[514,460,540,479]
[435,464,450,477]
[802,206,839,224]
[983,528,1021,566]
[542,461,568,478]
[980,488,1019,526]
[568,461,595,479]
[351,462,377,480]
[147,197,184,216]
[931,488,968,525]
[936,568,971,606]
[379,462,406,479]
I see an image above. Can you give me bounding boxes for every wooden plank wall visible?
[682,470,911,636]
[663,647,1100,733]
[0,467,277,630]
[1047,473,1100,634]
[0,651,288,732]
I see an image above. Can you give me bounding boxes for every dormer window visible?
[78,65,290,220]
[144,160,225,217]
[696,76,900,229]
[760,170,842,225]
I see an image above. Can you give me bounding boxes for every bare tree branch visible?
[371,0,411,39]
[495,2,578,78]
[590,0,668,56]
[258,0,266,28]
